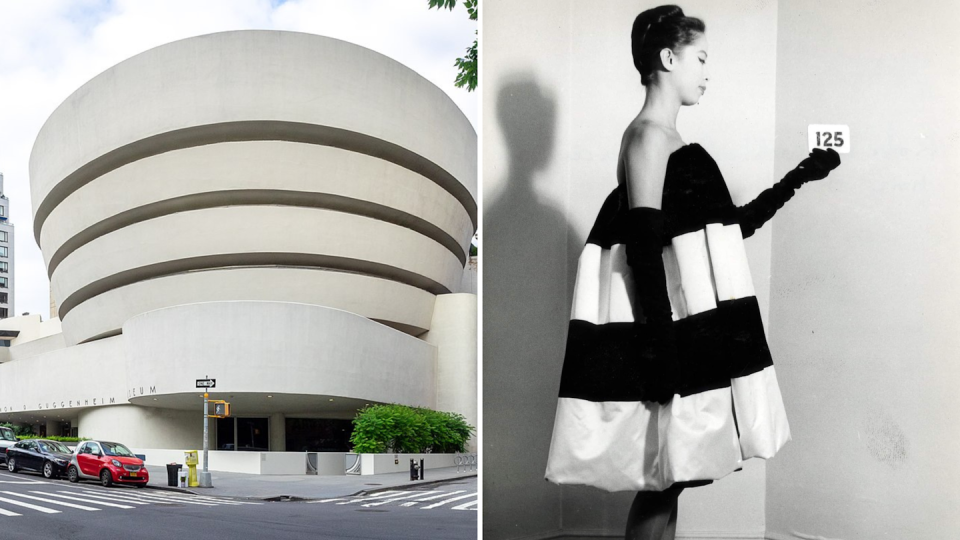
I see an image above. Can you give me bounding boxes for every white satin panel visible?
[733,365,791,459]
[670,230,718,316]
[706,223,756,301]
[546,389,746,492]
[569,225,758,326]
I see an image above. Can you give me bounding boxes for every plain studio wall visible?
[484,1,781,538]
[765,0,960,538]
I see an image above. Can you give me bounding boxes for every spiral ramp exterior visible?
[0,31,477,454]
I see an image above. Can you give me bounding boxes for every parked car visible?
[0,427,18,463]
[67,440,149,487]
[6,439,73,479]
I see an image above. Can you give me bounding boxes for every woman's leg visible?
[662,489,682,540]
[624,485,684,540]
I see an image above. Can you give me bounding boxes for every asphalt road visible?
[0,470,477,539]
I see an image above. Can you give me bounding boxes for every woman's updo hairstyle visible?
[631,5,705,86]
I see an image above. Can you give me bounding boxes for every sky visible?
[0,0,477,320]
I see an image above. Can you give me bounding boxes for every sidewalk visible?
[149,466,477,501]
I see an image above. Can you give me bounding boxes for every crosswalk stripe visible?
[309,497,349,504]
[82,491,218,507]
[163,494,252,505]
[452,499,478,510]
[0,480,46,485]
[36,492,135,509]
[1,491,99,511]
[336,491,414,505]
[65,491,154,505]
[0,495,60,514]
[0,507,20,517]
[421,492,477,510]
[362,491,441,507]
[401,490,468,506]
[122,491,240,506]
[414,490,466,502]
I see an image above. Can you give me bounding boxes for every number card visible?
[808,124,850,153]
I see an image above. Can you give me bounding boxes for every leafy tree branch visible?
[428,0,477,92]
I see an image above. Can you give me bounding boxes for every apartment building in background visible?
[0,173,13,319]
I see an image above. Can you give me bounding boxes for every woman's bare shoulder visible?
[620,122,682,209]
[621,120,682,154]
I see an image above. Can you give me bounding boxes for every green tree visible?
[349,404,474,453]
[0,423,34,437]
[428,0,477,92]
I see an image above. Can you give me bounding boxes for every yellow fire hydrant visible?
[184,450,199,487]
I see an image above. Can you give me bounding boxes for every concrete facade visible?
[0,30,477,457]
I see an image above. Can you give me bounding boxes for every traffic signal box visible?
[208,400,231,418]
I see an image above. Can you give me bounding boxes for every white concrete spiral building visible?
[0,30,477,457]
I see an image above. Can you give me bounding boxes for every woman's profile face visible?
[671,33,709,106]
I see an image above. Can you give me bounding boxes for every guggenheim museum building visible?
[0,30,477,455]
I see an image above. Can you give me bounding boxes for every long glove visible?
[625,207,678,404]
[738,148,841,238]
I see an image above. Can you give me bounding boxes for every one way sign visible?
[196,379,216,388]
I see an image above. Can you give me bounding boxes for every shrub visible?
[350,404,474,454]
[0,423,35,437]
[17,435,88,443]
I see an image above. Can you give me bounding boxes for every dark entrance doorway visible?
[216,417,269,451]
[285,418,353,452]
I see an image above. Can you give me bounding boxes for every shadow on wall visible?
[483,74,585,538]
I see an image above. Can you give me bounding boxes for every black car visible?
[6,439,73,479]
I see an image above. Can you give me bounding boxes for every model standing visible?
[544,5,841,540]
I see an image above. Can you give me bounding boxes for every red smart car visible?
[67,440,149,487]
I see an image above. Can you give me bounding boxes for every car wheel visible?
[6,457,16,473]
[42,461,55,479]
[100,468,113,487]
[67,465,79,483]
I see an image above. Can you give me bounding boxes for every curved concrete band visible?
[29,31,477,347]
[60,268,437,345]
[40,141,474,275]
[121,302,437,409]
[31,31,477,238]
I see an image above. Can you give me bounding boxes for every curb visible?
[144,472,478,501]
[146,484,198,495]
[146,484,267,502]
[352,473,477,496]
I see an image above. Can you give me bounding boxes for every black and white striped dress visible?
[545,143,790,492]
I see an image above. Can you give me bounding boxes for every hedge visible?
[349,404,474,454]
[17,435,88,443]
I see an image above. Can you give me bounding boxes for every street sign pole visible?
[196,378,216,488]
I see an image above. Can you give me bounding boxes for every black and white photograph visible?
[483,1,959,539]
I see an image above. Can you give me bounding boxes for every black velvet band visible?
[559,297,773,402]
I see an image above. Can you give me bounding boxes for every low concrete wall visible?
[133,449,463,476]
[135,448,343,475]
[361,453,458,476]
[260,452,314,475]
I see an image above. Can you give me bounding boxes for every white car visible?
[0,427,17,464]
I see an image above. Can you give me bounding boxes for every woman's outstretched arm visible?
[737,148,841,238]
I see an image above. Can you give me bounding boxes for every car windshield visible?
[101,442,135,457]
[39,441,70,454]
[0,430,15,442]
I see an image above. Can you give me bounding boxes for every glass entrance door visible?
[216,417,269,451]
[236,417,269,452]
